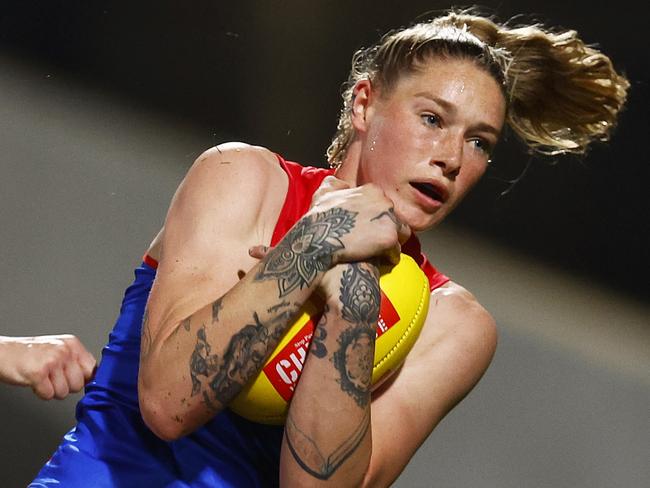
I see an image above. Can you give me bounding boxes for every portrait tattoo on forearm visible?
[189,296,302,412]
[255,208,357,297]
[189,325,220,396]
[207,311,286,405]
[333,264,379,408]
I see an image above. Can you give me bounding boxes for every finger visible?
[311,176,351,201]
[386,243,402,266]
[321,175,350,191]
[397,220,412,244]
[386,210,411,244]
[65,337,96,383]
[50,367,70,400]
[64,361,86,393]
[32,377,55,401]
[78,350,97,383]
[248,245,271,259]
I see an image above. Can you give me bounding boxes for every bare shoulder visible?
[408,280,497,377]
[365,281,498,485]
[427,281,497,349]
[148,142,289,322]
[164,142,288,241]
[183,142,287,204]
[400,279,497,406]
[375,280,498,415]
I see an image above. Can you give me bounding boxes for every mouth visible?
[409,181,448,204]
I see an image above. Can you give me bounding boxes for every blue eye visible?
[422,114,441,128]
[470,138,492,156]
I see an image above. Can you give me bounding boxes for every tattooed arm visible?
[279,269,497,487]
[138,147,403,441]
[280,262,380,487]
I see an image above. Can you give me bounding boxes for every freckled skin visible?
[343,58,506,232]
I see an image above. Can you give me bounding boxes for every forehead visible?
[385,57,506,124]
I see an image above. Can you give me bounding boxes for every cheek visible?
[456,164,487,199]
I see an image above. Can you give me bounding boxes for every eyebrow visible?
[414,91,501,138]
[414,92,457,116]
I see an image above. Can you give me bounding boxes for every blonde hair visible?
[327,10,629,166]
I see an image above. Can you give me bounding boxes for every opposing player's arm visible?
[363,282,498,487]
[0,334,96,400]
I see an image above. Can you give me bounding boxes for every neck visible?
[333,140,363,186]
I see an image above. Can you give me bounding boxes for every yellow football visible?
[229,253,430,424]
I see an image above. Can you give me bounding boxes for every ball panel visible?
[371,271,430,386]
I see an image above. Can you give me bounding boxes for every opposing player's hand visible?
[0,335,97,400]
[307,176,411,265]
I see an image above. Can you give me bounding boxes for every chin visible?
[398,207,444,233]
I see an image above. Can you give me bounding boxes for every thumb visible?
[248,245,272,260]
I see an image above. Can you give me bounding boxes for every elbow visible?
[138,381,226,442]
[139,389,185,442]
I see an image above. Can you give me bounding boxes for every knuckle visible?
[362,182,379,194]
[36,387,54,401]
[29,367,48,385]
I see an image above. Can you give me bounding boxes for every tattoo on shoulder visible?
[285,409,370,480]
[255,208,357,297]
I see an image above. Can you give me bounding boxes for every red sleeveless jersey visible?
[270,154,449,292]
[145,154,450,291]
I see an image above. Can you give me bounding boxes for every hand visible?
[0,335,97,400]
[306,176,411,265]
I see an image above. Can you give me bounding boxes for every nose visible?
[431,133,462,179]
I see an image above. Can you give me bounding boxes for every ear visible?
[350,79,374,132]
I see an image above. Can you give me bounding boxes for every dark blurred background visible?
[1,0,647,300]
[1,2,648,487]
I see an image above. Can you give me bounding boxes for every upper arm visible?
[145,143,288,338]
[365,282,497,486]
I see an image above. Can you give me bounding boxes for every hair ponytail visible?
[436,12,629,155]
[327,10,629,165]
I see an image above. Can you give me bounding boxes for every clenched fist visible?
[0,334,96,400]
[306,176,411,265]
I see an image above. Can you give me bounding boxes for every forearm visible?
[139,261,318,437]
[280,263,379,487]
[138,209,355,439]
[0,336,23,385]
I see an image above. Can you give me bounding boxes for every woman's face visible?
[354,57,506,232]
